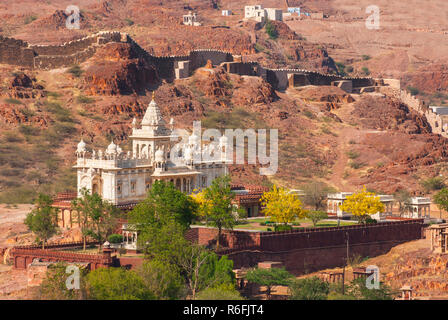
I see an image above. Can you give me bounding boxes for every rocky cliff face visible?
[82,43,158,95]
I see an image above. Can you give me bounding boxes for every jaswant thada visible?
[74,93,229,206]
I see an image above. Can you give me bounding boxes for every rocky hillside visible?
[0,0,447,203]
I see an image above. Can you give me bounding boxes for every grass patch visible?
[349,160,365,169]
[76,95,95,104]
[67,65,83,78]
[43,101,74,122]
[24,15,37,25]
[4,98,22,105]
[346,150,360,159]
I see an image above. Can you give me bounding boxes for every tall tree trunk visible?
[83,235,86,251]
[42,239,45,250]
[217,227,221,250]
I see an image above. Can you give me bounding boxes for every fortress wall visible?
[30,31,122,56]
[398,90,448,137]
[189,50,233,71]
[194,220,424,275]
[34,46,97,69]
[221,62,258,76]
[0,36,35,68]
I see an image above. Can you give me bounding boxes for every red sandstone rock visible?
[83,43,158,95]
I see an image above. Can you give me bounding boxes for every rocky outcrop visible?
[352,95,432,134]
[83,42,159,95]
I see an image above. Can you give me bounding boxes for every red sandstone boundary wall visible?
[188,220,424,275]
[11,241,114,270]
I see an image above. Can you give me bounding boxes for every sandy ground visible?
[0,204,33,247]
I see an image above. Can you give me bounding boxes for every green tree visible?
[178,244,236,299]
[245,267,293,299]
[86,267,155,300]
[265,19,278,39]
[199,175,245,250]
[25,194,59,249]
[71,188,95,251]
[138,259,187,300]
[434,188,448,219]
[289,276,329,300]
[130,180,196,232]
[73,189,118,252]
[305,210,328,227]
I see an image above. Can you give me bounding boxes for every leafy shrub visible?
[265,20,278,39]
[335,62,347,77]
[108,234,124,244]
[125,18,134,26]
[289,277,329,300]
[362,55,371,61]
[421,176,446,192]
[361,67,370,76]
[303,110,315,119]
[67,65,83,78]
[349,161,365,169]
[274,224,293,232]
[346,150,360,159]
[24,15,37,24]
[407,86,420,96]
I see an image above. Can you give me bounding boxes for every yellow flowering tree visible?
[260,185,305,226]
[190,190,211,219]
[339,188,385,223]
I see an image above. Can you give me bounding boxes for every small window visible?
[131,181,136,193]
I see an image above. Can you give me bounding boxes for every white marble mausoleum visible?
[74,95,228,205]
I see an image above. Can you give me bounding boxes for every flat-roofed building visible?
[327,192,393,220]
[403,197,431,219]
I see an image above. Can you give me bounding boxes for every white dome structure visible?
[76,139,86,153]
[106,141,117,154]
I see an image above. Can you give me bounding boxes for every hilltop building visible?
[74,94,228,207]
[244,5,282,22]
[183,11,202,26]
